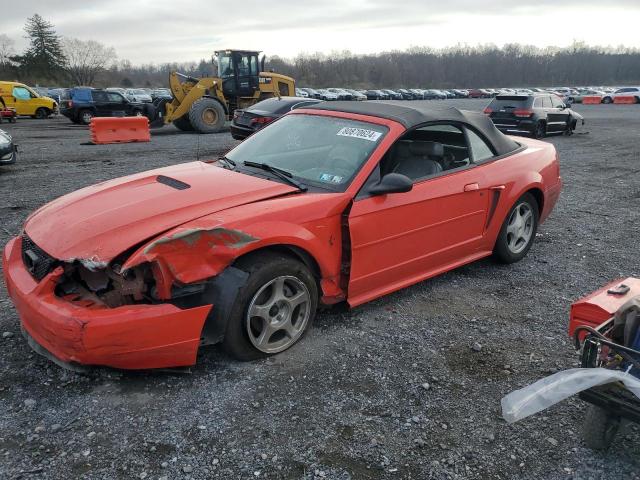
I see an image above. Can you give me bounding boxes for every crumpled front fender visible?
[122,218,344,302]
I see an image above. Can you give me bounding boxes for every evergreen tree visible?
[17,14,66,82]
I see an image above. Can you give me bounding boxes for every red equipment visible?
[0,107,17,123]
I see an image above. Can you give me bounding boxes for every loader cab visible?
[217,50,260,98]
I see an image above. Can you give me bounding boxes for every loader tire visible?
[173,115,194,131]
[188,98,226,134]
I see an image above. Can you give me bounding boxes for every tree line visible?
[269,44,640,88]
[1,14,640,90]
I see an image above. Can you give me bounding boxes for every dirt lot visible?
[1,100,639,479]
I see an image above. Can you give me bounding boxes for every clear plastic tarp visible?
[501,368,640,423]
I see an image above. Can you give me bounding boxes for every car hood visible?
[24,161,297,264]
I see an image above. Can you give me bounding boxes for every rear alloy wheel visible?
[602,96,613,104]
[223,252,318,361]
[533,121,546,139]
[79,109,94,125]
[493,193,539,263]
[35,108,48,119]
[188,97,226,133]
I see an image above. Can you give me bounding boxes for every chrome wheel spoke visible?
[269,277,287,304]
[282,320,299,338]
[255,321,275,348]
[506,202,534,254]
[250,303,272,321]
[287,291,307,309]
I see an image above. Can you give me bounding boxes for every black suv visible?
[60,88,152,125]
[484,93,583,138]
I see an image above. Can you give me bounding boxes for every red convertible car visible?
[3,102,562,370]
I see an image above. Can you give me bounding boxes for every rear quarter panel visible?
[477,137,561,251]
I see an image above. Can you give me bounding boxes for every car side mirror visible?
[368,173,413,196]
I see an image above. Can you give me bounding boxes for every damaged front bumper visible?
[2,236,213,370]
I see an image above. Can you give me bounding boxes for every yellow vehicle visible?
[151,50,295,133]
[0,81,57,118]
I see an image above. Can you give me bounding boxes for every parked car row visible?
[294,85,640,105]
[297,87,465,101]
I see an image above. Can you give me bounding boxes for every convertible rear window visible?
[226,114,388,191]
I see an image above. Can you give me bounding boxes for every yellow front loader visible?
[150,50,296,134]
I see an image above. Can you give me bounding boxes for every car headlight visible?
[0,134,10,147]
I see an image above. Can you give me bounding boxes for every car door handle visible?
[490,185,506,191]
[464,183,480,192]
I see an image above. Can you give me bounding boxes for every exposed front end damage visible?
[3,235,213,370]
[57,262,154,308]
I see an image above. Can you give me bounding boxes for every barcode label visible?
[336,127,382,142]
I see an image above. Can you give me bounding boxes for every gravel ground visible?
[1,100,639,479]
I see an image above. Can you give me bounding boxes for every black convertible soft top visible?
[305,101,521,156]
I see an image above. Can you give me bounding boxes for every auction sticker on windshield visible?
[337,127,382,142]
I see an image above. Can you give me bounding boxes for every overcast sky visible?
[1,1,640,64]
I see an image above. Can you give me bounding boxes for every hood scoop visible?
[156,175,190,190]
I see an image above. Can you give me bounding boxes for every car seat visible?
[389,140,444,179]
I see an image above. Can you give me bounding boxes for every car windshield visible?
[226,114,388,192]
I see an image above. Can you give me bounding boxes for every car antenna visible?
[196,135,201,161]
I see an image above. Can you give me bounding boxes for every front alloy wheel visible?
[246,276,311,353]
[222,252,318,360]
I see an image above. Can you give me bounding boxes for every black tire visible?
[602,96,613,104]
[188,97,226,134]
[172,115,194,131]
[564,117,576,136]
[582,405,620,451]
[79,109,94,125]
[532,120,546,139]
[223,252,318,361]
[493,192,539,264]
[34,107,49,119]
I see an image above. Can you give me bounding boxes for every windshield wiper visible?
[217,155,236,169]
[243,161,307,191]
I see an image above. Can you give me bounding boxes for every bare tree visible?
[0,34,15,66]
[63,37,116,86]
